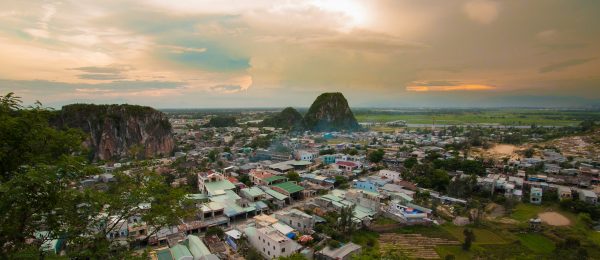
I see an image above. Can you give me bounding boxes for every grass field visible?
[354,108,600,126]
[518,233,555,254]
[510,204,547,222]
[435,245,477,259]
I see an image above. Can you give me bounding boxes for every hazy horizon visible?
[1,1,599,108]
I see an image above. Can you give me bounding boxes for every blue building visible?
[353,179,378,192]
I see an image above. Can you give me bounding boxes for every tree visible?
[368,149,385,163]
[239,174,252,187]
[206,226,225,239]
[338,205,356,235]
[286,171,301,182]
[462,228,475,251]
[431,169,450,192]
[403,157,418,169]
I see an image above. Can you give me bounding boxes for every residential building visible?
[197,172,236,197]
[244,226,301,259]
[378,169,402,182]
[579,189,598,204]
[530,187,543,204]
[274,209,316,233]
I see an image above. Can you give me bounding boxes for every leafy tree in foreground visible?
[0,93,190,258]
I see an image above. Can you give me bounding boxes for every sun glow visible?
[311,0,371,29]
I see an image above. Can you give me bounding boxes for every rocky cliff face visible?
[262,107,305,130]
[54,104,174,161]
[303,92,359,131]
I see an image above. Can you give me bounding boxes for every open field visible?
[441,225,509,244]
[354,108,600,126]
[379,233,459,259]
[518,233,556,254]
[539,212,571,226]
[510,204,550,222]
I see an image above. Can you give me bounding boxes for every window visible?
[282,248,286,253]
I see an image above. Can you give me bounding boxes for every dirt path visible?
[538,212,571,226]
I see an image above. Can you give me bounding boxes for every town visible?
[2,1,600,259]
[62,105,599,260]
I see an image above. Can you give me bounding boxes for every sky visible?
[0,0,599,108]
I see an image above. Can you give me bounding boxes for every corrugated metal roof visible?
[272,181,304,194]
[186,235,211,258]
[264,189,287,200]
[169,244,192,260]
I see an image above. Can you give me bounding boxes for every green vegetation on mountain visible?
[205,116,239,127]
[303,92,359,131]
[261,107,305,130]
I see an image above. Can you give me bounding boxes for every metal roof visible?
[272,181,304,194]
[264,189,288,200]
[264,175,287,184]
[169,244,192,260]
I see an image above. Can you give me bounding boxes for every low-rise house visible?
[197,172,236,197]
[385,200,431,224]
[335,161,361,172]
[378,169,402,182]
[240,187,267,202]
[275,209,316,233]
[243,226,301,259]
[352,179,378,192]
[579,189,598,204]
[261,187,289,208]
[558,186,573,201]
[271,181,305,201]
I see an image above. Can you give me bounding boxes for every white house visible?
[378,169,402,182]
[244,226,301,259]
[579,189,598,205]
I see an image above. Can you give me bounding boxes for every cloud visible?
[463,0,499,24]
[23,3,56,38]
[208,75,253,94]
[71,66,127,74]
[210,84,242,94]
[539,58,596,73]
[70,65,132,81]
[77,74,125,80]
[406,80,495,92]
